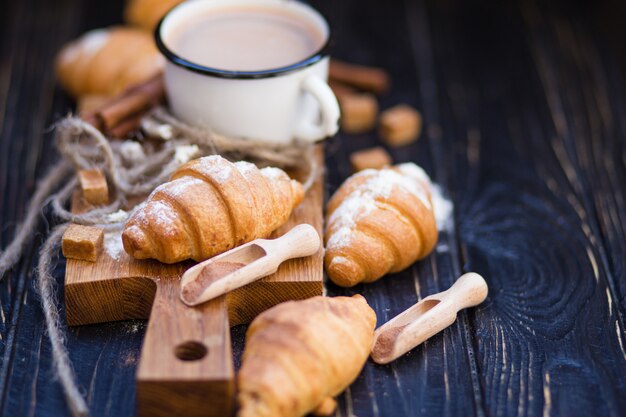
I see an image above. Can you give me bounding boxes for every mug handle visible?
[294,75,340,142]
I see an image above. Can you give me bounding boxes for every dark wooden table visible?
[1,0,626,416]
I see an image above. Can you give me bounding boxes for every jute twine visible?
[0,108,320,417]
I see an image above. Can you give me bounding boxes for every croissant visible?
[124,0,185,31]
[324,163,438,287]
[122,156,304,263]
[55,27,164,98]
[238,295,376,417]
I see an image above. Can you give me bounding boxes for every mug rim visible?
[154,0,332,80]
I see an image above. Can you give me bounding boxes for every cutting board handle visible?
[136,278,234,417]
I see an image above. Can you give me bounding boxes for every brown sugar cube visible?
[379,104,422,147]
[339,93,379,133]
[350,147,392,172]
[62,224,104,262]
[78,169,109,205]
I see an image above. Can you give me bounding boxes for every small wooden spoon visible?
[180,224,321,307]
[371,272,488,364]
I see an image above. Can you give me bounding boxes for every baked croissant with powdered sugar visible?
[324,163,438,287]
[122,155,304,264]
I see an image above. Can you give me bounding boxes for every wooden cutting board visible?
[64,147,324,417]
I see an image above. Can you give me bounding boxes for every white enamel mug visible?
[155,0,340,145]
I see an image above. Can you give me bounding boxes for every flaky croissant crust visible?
[324,163,438,287]
[55,26,164,98]
[122,156,304,263]
[238,295,376,417]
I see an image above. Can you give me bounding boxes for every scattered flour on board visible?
[326,163,453,252]
[104,230,124,260]
[436,243,450,253]
[124,321,145,334]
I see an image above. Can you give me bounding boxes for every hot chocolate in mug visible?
[155,0,340,145]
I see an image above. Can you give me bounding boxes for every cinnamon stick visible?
[80,74,165,138]
[329,59,390,95]
[98,76,164,130]
[108,113,145,138]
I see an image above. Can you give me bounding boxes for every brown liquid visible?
[170,7,325,72]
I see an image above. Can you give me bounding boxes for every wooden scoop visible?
[180,224,321,306]
[371,272,488,364]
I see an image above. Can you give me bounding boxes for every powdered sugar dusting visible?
[133,199,179,239]
[326,179,379,252]
[260,166,287,181]
[159,177,204,198]
[234,161,257,176]
[208,163,233,183]
[184,155,237,184]
[330,256,350,267]
[397,163,431,188]
[326,163,435,252]
[326,218,357,250]
[81,29,109,56]
[430,184,453,230]
[104,230,124,260]
[397,163,453,229]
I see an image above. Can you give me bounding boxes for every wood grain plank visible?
[418,1,626,416]
[0,0,32,404]
[526,6,626,324]
[0,1,140,416]
[311,1,481,416]
[64,147,324,417]
[2,0,626,416]
[0,0,80,414]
